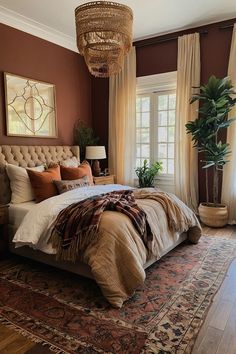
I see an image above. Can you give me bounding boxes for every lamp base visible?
[92,160,101,177]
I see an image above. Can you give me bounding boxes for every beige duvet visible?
[82,188,201,308]
[13,185,201,308]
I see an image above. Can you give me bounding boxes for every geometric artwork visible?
[4,72,57,138]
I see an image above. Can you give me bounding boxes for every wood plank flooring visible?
[0,226,236,353]
[192,225,236,354]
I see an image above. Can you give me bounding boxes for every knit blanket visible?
[49,189,153,262]
[133,188,201,244]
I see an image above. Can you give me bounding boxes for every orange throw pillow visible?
[27,165,61,203]
[60,161,94,185]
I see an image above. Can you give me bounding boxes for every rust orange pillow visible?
[27,165,61,203]
[60,161,94,185]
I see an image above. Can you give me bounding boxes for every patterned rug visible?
[0,235,236,354]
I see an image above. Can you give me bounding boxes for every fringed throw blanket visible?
[134,188,202,243]
[49,190,153,262]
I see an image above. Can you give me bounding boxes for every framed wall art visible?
[4,72,57,138]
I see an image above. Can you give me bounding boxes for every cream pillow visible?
[60,157,79,168]
[6,164,45,204]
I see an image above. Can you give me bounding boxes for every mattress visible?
[9,201,36,228]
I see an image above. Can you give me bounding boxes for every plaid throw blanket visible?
[49,190,153,262]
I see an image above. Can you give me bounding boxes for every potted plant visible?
[74,120,99,161]
[186,75,236,227]
[135,159,163,188]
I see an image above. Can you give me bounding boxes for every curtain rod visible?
[134,30,208,48]
[219,24,235,30]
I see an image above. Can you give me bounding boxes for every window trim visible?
[137,71,177,95]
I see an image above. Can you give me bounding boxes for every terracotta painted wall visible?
[91,78,109,169]
[91,18,235,201]
[0,23,92,146]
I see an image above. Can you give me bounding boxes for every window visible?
[155,92,176,174]
[136,72,177,191]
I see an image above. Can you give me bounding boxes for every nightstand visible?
[0,205,9,258]
[93,175,115,185]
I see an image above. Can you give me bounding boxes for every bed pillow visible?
[27,165,61,203]
[60,157,79,168]
[54,176,90,194]
[60,161,94,185]
[6,164,45,204]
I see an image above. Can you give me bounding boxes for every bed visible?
[0,145,201,307]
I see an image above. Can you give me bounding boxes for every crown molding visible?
[0,5,78,52]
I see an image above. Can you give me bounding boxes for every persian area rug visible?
[0,236,236,354]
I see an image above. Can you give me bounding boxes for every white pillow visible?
[60,157,79,168]
[6,164,45,204]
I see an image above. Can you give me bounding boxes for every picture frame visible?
[4,72,57,138]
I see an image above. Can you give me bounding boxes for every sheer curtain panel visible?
[108,47,136,185]
[222,24,236,224]
[175,33,200,212]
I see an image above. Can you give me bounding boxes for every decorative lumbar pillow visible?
[27,165,61,203]
[60,161,94,185]
[54,176,90,194]
[60,157,79,168]
[6,164,45,204]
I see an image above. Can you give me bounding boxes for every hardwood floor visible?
[0,226,236,353]
[192,225,236,354]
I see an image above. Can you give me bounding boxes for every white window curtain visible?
[108,46,136,185]
[222,24,236,224]
[175,33,200,212]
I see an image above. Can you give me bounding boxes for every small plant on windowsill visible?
[135,159,163,188]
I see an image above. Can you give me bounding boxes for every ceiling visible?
[0,0,236,51]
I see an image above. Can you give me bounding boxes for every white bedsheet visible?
[13,184,132,254]
[9,201,36,228]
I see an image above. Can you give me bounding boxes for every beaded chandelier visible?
[75,1,133,78]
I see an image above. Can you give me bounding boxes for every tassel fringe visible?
[50,227,100,263]
[0,316,69,354]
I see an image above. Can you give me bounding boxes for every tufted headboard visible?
[0,145,80,205]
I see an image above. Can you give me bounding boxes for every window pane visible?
[136,112,141,128]
[168,110,175,125]
[142,112,150,127]
[158,127,168,142]
[141,97,150,112]
[168,127,175,142]
[169,94,176,109]
[158,111,168,126]
[136,145,141,157]
[158,143,167,158]
[141,128,150,143]
[158,95,168,110]
[160,159,167,173]
[168,159,174,174]
[136,129,141,143]
[168,143,174,158]
[141,144,150,158]
[136,97,141,112]
[136,159,141,168]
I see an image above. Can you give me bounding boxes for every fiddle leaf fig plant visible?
[186,75,236,206]
[135,159,163,188]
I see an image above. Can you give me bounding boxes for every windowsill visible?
[134,175,174,185]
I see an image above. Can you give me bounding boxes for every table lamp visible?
[85,146,106,176]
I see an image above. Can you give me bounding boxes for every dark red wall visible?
[91,18,235,202]
[0,23,92,146]
[91,78,109,169]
